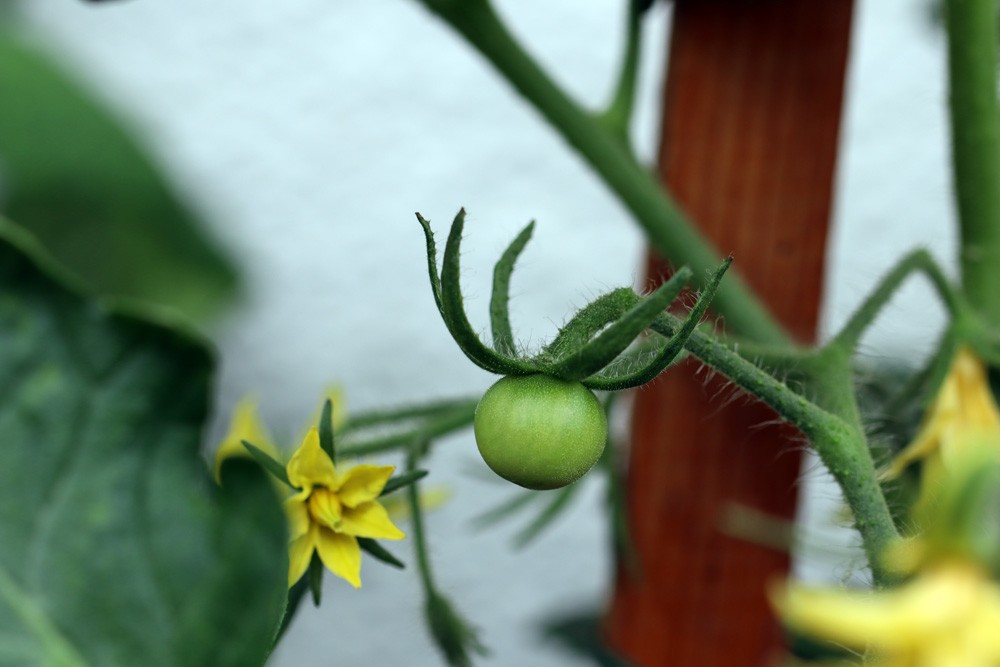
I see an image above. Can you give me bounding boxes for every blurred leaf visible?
[0,29,239,322]
[540,611,632,667]
[0,219,285,666]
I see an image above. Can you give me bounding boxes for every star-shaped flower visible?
[772,560,1000,667]
[284,428,405,588]
[883,347,1000,506]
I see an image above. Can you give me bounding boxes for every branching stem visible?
[415,0,789,345]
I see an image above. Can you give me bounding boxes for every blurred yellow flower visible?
[285,428,404,588]
[772,560,1000,667]
[883,347,1000,504]
[213,396,279,483]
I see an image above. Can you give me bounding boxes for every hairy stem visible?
[652,316,900,583]
[831,249,961,351]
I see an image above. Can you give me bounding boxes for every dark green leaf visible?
[0,31,239,321]
[514,484,581,548]
[489,221,534,356]
[0,220,286,666]
[471,491,544,529]
[358,538,405,569]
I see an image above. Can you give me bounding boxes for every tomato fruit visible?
[473,374,607,490]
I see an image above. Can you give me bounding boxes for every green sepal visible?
[425,592,489,667]
[490,220,535,356]
[438,209,537,375]
[358,538,406,569]
[599,409,634,568]
[308,553,324,607]
[541,287,636,361]
[338,401,476,458]
[580,339,683,390]
[416,213,446,316]
[514,484,582,548]
[583,257,730,390]
[319,398,336,461]
[342,397,478,431]
[548,266,693,381]
[915,455,1000,572]
[381,469,430,496]
[242,440,292,487]
[471,490,545,529]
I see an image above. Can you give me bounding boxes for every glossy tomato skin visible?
[473,374,607,490]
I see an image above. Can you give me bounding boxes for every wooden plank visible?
[603,1,854,664]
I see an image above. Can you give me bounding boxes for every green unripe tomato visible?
[473,374,607,490]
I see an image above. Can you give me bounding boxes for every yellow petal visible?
[882,427,940,481]
[286,429,337,492]
[287,526,317,587]
[883,348,1000,483]
[339,501,406,540]
[772,583,922,650]
[284,497,311,541]
[315,529,362,588]
[335,464,396,507]
[213,397,278,483]
[772,563,1000,663]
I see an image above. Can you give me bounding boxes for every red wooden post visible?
[603,1,854,664]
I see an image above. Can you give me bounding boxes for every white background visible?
[16,1,953,664]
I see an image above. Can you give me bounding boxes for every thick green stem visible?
[417,0,789,345]
[803,348,899,584]
[946,0,1000,326]
[652,317,900,583]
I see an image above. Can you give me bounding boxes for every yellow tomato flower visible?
[285,428,404,588]
[772,561,1000,667]
[213,396,279,483]
[883,347,1000,503]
